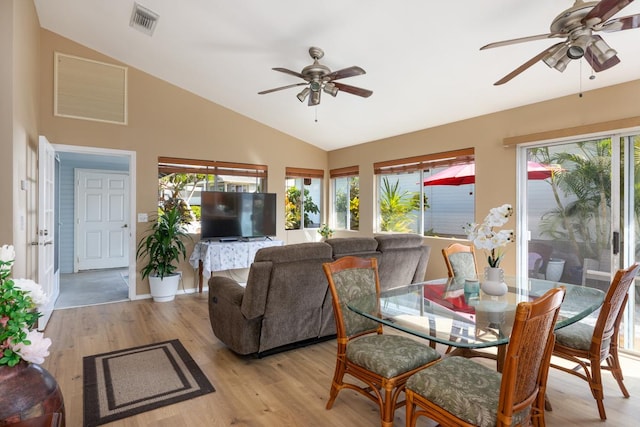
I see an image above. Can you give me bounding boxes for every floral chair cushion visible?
[555,321,608,351]
[406,356,529,427]
[346,335,440,378]
[331,267,383,336]
[448,252,477,279]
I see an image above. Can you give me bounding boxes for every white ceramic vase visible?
[482,267,508,296]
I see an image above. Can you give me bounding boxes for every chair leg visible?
[588,355,607,420]
[606,346,630,398]
[326,358,346,409]
[381,385,395,427]
[405,390,416,427]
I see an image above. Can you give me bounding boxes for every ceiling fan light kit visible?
[258,47,372,106]
[481,0,639,85]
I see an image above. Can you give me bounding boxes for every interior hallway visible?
[54,268,129,309]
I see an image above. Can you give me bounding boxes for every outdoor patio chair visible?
[405,287,566,427]
[551,262,639,420]
[322,256,441,427]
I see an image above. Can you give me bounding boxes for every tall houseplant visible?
[136,207,191,302]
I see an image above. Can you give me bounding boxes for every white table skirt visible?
[189,239,284,278]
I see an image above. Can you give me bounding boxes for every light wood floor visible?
[42,293,640,427]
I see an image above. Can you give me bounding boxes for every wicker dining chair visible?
[441,242,479,352]
[442,243,479,279]
[405,286,566,427]
[550,262,639,420]
[322,256,441,427]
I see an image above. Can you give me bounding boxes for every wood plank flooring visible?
[41,293,640,426]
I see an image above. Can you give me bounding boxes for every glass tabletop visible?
[347,276,605,349]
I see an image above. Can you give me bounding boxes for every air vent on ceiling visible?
[129,3,159,36]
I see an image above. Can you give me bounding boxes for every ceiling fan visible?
[481,0,640,85]
[258,47,373,106]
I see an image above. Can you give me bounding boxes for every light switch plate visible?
[137,213,148,222]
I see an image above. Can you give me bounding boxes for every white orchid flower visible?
[465,204,515,267]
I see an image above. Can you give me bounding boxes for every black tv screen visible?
[200,192,277,240]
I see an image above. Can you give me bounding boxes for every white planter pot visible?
[149,274,180,302]
[545,259,565,282]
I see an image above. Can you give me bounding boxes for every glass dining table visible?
[347,276,605,372]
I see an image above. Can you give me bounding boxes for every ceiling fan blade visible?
[326,66,366,81]
[493,42,565,85]
[272,67,305,79]
[332,82,373,98]
[583,0,634,25]
[601,13,640,31]
[258,82,307,95]
[480,33,562,50]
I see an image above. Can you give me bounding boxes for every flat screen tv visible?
[200,192,277,240]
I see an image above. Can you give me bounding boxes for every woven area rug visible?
[83,339,215,426]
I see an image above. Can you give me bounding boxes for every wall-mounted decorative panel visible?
[54,52,128,125]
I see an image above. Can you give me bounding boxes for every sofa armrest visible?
[209,276,245,306]
[240,261,273,319]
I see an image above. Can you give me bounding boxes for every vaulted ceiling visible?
[34,0,640,151]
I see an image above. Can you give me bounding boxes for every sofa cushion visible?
[326,237,379,258]
[254,241,333,263]
[375,233,425,250]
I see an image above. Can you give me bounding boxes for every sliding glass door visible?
[520,133,639,354]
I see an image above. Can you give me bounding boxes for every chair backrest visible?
[322,256,383,340]
[498,287,566,425]
[442,243,478,279]
[591,263,639,358]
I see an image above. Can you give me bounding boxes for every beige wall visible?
[1,0,40,277]
[329,80,640,279]
[38,29,328,295]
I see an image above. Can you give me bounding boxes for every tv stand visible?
[218,237,240,243]
[189,239,284,292]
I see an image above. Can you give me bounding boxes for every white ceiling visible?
[33,0,640,151]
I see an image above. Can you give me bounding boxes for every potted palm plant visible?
[136,206,191,302]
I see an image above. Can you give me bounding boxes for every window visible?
[374,149,475,236]
[285,167,323,230]
[157,157,268,233]
[331,166,359,231]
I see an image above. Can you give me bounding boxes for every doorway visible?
[519,132,640,354]
[51,144,136,308]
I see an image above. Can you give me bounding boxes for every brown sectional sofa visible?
[208,234,431,356]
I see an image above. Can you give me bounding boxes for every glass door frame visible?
[517,128,639,353]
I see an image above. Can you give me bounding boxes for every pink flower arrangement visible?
[0,244,52,366]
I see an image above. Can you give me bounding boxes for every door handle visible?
[612,231,620,255]
[44,240,53,246]
[122,224,128,228]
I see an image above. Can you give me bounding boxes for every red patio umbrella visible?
[423,161,558,186]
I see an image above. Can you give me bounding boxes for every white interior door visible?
[75,169,130,271]
[38,136,58,330]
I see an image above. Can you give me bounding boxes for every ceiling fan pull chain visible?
[579,58,583,98]
[315,106,318,123]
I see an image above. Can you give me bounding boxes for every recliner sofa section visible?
[208,235,431,356]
